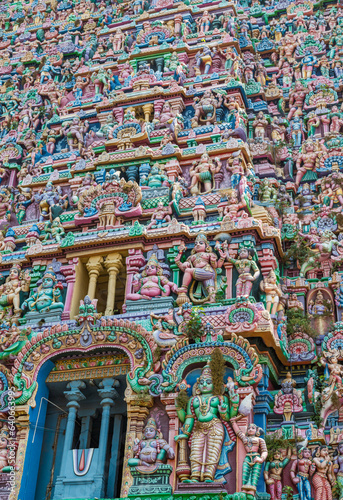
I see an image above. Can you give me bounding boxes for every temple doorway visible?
[33,350,129,500]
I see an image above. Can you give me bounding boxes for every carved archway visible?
[161,333,263,393]
[11,317,157,406]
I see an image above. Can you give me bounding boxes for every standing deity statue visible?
[175,362,239,483]
[0,264,31,323]
[312,446,335,500]
[290,447,314,500]
[230,418,268,499]
[175,233,225,304]
[264,448,291,500]
[227,247,260,298]
[260,270,284,317]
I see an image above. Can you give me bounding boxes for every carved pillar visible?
[60,381,86,477]
[86,256,104,300]
[97,379,119,478]
[160,392,178,490]
[120,388,153,497]
[61,258,78,320]
[104,253,123,316]
[224,261,233,299]
[258,245,278,277]
[122,249,145,312]
[142,103,154,122]
[174,14,183,36]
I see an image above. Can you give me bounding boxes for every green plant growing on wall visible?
[176,389,190,411]
[284,236,318,268]
[286,309,315,337]
[210,347,226,395]
[282,485,294,500]
[265,432,291,461]
[181,306,205,343]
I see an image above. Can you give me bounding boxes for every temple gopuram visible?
[1,0,343,500]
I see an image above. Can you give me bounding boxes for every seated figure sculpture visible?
[126,254,178,300]
[21,267,64,315]
[128,417,175,469]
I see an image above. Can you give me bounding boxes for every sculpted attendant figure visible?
[312,446,335,500]
[227,247,260,298]
[175,363,238,483]
[290,448,314,500]
[264,448,291,500]
[175,233,225,304]
[128,417,175,469]
[230,418,268,499]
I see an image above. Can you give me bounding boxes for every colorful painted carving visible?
[1,1,343,500]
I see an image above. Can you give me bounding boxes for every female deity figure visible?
[230,418,268,499]
[264,448,291,500]
[0,264,31,323]
[260,270,284,317]
[175,233,225,304]
[128,417,175,469]
[126,254,178,301]
[290,447,314,500]
[227,247,260,298]
[175,363,239,483]
[312,446,335,500]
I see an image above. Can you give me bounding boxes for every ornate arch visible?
[10,317,157,406]
[161,333,262,393]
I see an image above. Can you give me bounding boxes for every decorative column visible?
[104,253,123,316]
[123,249,145,312]
[120,388,153,497]
[61,258,78,320]
[142,103,154,122]
[160,392,178,490]
[164,159,182,183]
[97,379,119,477]
[86,256,104,300]
[60,381,86,477]
[258,244,278,277]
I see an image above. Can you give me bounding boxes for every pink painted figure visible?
[227,247,260,297]
[126,254,177,301]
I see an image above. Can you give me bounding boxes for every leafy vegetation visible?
[210,348,225,396]
[181,307,205,343]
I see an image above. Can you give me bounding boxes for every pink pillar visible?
[61,258,78,320]
[161,393,178,490]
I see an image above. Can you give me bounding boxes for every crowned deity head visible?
[142,254,163,277]
[196,363,213,395]
[143,417,160,439]
[192,232,211,254]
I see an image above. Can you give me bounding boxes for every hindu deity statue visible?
[312,446,335,500]
[260,270,285,318]
[189,154,222,195]
[146,202,172,230]
[142,164,170,189]
[43,217,65,243]
[126,254,178,301]
[227,246,260,298]
[295,140,327,188]
[21,267,64,315]
[264,448,291,500]
[0,264,31,323]
[128,417,175,469]
[175,362,239,482]
[253,111,269,141]
[191,90,223,127]
[290,448,314,500]
[273,372,303,421]
[150,308,178,347]
[34,182,68,222]
[308,291,333,335]
[175,233,225,304]
[61,117,89,152]
[230,418,268,499]
[258,179,278,204]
